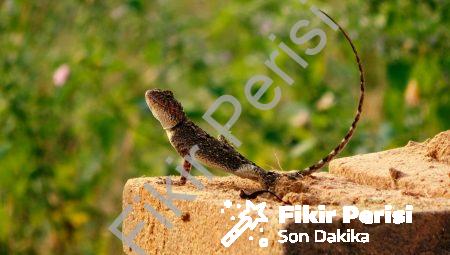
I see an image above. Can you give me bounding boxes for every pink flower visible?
[53,64,70,87]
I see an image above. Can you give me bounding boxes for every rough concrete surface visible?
[122,131,450,254]
[123,176,449,254]
[330,130,450,198]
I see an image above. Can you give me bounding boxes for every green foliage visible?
[0,0,448,254]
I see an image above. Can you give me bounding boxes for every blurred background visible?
[0,0,448,254]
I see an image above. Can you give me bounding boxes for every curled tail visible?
[289,10,365,178]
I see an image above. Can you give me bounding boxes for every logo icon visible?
[220,200,269,248]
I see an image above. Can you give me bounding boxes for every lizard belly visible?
[193,147,264,181]
[166,120,265,182]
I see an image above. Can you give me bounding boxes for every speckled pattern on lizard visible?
[144,10,365,198]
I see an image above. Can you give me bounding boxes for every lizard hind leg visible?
[239,189,284,203]
[239,170,284,202]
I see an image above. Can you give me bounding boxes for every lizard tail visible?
[289,10,365,178]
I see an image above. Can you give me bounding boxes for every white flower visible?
[316,92,335,111]
[290,110,310,127]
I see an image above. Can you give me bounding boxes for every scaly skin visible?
[145,89,274,187]
[145,10,365,194]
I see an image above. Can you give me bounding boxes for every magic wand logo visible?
[220,200,270,248]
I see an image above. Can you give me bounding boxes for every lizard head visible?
[145,89,186,130]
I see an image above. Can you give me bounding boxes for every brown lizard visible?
[145,11,364,199]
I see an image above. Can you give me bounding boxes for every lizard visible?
[144,10,365,199]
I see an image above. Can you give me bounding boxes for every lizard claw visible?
[156,177,187,186]
[156,177,165,184]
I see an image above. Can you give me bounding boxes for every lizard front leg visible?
[179,160,191,185]
[156,158,191,186]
